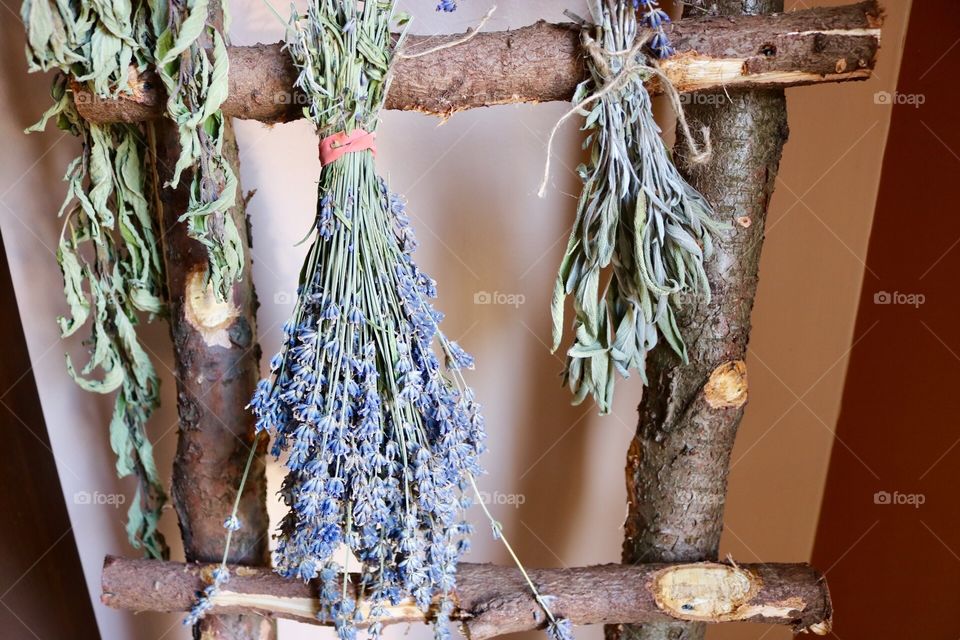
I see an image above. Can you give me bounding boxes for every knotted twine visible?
[538,29,712,198]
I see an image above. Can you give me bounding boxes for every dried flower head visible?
[635,0,674,58]
[248,2,485,637]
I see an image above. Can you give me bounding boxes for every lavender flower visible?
[247,3,486,637]
[437,0,458,11]
[547,618,575,640]
[184,566,230,627]
[635,0,674,58]
[254,179,486,636]
[180,4,562,639]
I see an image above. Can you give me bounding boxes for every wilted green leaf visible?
[23,28,168,557]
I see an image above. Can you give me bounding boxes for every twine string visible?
[537,29,711,198]
[396,5,497,60]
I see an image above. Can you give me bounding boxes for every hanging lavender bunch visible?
[549,0,721,414]
[245,2,484,637]
[187,3,565,637]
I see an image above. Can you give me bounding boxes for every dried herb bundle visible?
[22,0,156,93]
[244,4,484,637]
[154,0,243,300]
[551,0,720,413]
[21,0,246,558]
[22,1,168,558]
[189,2,566,638]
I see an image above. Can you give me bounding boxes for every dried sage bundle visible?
[551,0,720,414]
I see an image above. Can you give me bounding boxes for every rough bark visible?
[150,3,272,639]
[101,556,832,638]
[610,2,791,640]
[75,1,881,124]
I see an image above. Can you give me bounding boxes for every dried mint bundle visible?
[153,0,244,300]
[22,1,168,558]
[21,0,248,557]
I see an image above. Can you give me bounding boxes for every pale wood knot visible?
[184,269,240,348]
[703,360,748,409]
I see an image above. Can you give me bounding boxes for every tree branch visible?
[75,1,881,124]
[101,556,832,638]
[610,1,794,640]
[149,2,273,639]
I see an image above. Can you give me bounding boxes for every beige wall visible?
[710,1,911,637]
[0,1,908,639]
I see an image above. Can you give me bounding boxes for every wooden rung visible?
[75,1,881,124]
[100,556,832,639]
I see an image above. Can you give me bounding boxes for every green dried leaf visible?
[549,1,720,412]
[56,235,90,337]
[153,0,242,300]
[657,307,688,364]
[23,66,167,558]
[551,234,579,352]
